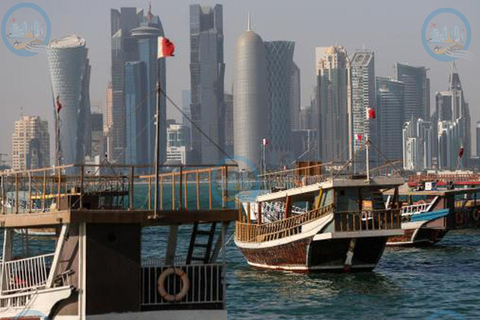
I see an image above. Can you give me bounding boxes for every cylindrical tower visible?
[233,22,268,171]
[47,35,89,165]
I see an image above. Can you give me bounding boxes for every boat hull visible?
[236,235,388,273]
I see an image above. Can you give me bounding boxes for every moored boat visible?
[235,164,405,273]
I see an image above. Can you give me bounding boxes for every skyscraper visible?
[477,121,480,157]
[395,63,430,122]
[110,5,167,166]
[289,62,301,130]
[264,40,295,167]
[224,93,234,155]
[190,4,225,164]
[47,35,91,165]
[124,61,148,165]
[315,46,349,162]
[350,51,376,170]
[376,76,405,163]
[12,116,50,170]
[233,16,268,171]
[403,118,432,170]
[435,69,471,169]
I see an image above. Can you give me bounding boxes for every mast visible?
[366,135,370,181]
[153,82,161,218]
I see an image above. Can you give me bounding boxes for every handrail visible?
[236,204,335,242]
[335,209,401,232]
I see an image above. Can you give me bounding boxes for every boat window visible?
[335,188,358,212]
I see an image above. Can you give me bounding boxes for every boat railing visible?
[334,209,401,232]
[0,163,238,214]
[141,262,224,307]
[409,173,480,184]
[0,253,54,294]
[235,204,335,242]
[401,203,431,215]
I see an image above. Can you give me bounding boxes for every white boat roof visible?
[256,176,405,202]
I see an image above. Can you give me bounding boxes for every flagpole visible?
[153,81,161,219]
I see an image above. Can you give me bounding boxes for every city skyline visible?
[0,0,479,163]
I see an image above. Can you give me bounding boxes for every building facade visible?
[233,18,268,171]
[350,51,376,170]
[395,63,430,122]
[264,40,295,168]
[376,77,405,163]
[166,123,191,164]
[224,93,234,155]
[190,4,225,164]
[12,116,50,170]
[290,62,301,130]
[47,35,90,165]
[90,112,104,159]
[403,118,432,171]
[315,45,349,162]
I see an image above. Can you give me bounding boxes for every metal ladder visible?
[186,222,217,264]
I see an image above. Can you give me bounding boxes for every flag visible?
[262,138,269,146]
[458,147,464,158]
[157,37,175,58]
[56,95,62,113]
[356,134,363,141]
[366,107,376,119]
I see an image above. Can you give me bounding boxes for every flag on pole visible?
[56,95,62,113]
[458,147,464,158]
[262,138,269,146]
[366,107,376,119]
[157,37,175,58]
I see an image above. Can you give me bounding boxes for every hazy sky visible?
[0,0,479,164]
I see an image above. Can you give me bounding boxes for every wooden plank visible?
[0,211,70,228]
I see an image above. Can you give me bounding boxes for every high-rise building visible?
[90,112,104,159]
[233,17,268,171]
[12,116,50,170]
[166,123,191,165]
[395,63,430,121]
[476,121,480,157]
[264,40,295,167]
[315,45,349,162]
[47,35,91,165]
[376,77,405,163]
[110,5,167,166]
[224,93,234,155]
[403,118,432,171]
[289,62,301,130]
[124,61,148,165]
[434,69,471,169]
[110,7,141,164]
[181,90,192,127]
[350,51,376,170]
[190,4,225,164]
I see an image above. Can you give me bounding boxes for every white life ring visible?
[157,267,190,302]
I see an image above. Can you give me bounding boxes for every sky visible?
[0,0,479,165]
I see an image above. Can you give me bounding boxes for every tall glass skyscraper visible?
[190,4,225,164]
[47,35,91,165]
[395,63,430,122]
[124,61,148,165]
[264,41,295,167]
[376,77,405,163]
[110,6,166,166]
[350,51,376,170]
[315,46,349,162]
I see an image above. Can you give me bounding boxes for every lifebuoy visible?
[455,211,464,225]
[473,209,480,222]
[157,267,190,302]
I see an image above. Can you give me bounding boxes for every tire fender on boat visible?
[455,211,464,225]
[157,267,190,302]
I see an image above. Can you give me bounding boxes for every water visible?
[224,229,480,320]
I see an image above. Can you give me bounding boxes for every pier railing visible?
[141,262,224,307]
[235,204,335,242]
[334,209,401,232]
[0,163,238,214]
